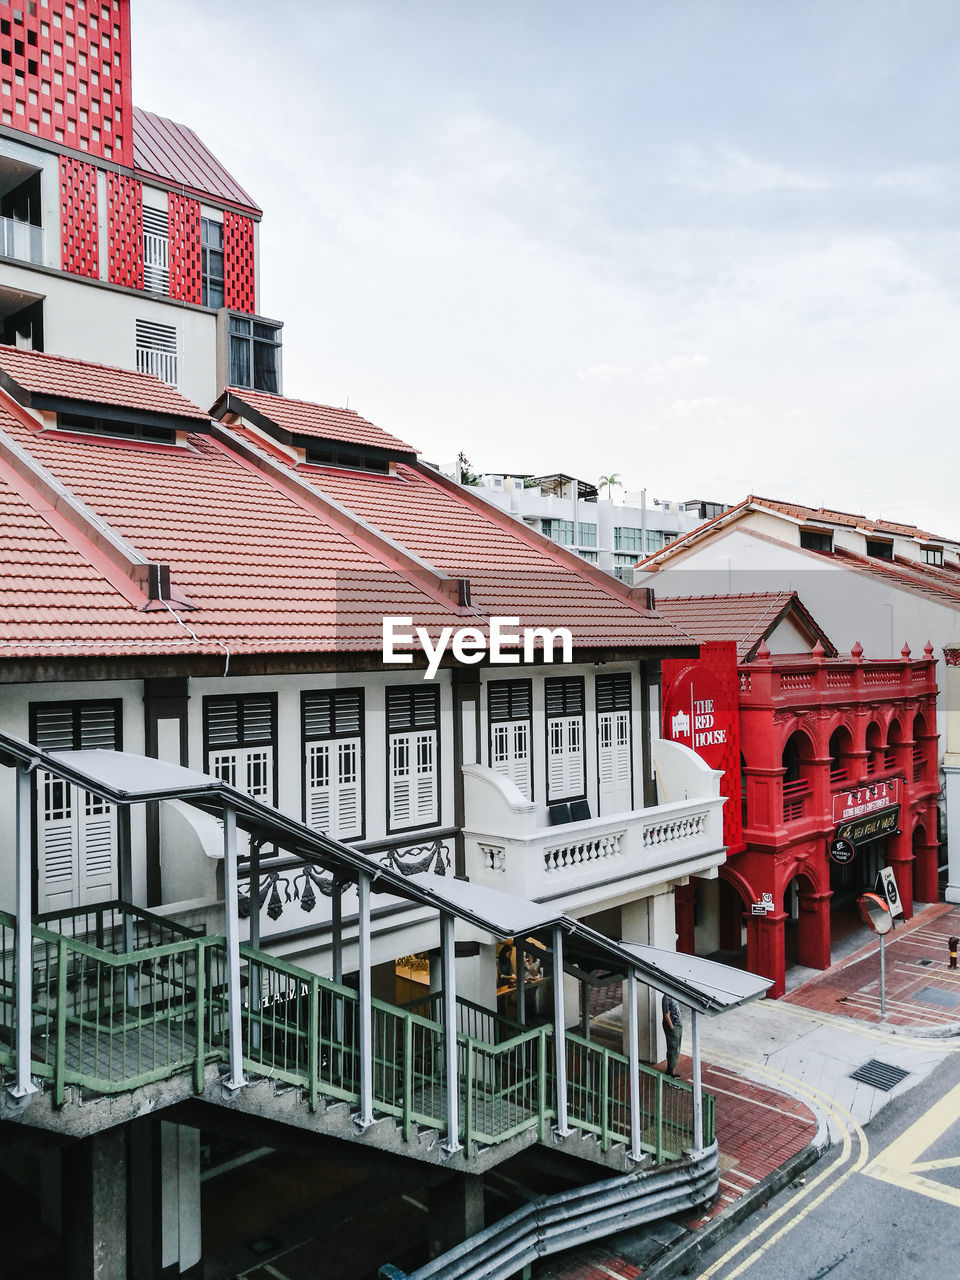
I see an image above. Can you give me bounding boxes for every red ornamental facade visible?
[667,639,940,998]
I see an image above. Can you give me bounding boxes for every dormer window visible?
[305,444,390,474]
[57,411,178,445]
[800,527,833,552]
[922,545,944,566]
[866,538,894,561]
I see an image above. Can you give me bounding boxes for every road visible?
[695,1045,960,1280]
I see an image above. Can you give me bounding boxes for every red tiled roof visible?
[223,388,417,454]
[132,107,261,214]
[0,346,211,423]
[655,592,836,660]
[745,494,959,546]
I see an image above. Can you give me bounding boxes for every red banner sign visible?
[832,778,900,825]
[662,665,735,773]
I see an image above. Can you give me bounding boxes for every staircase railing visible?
[0,905,713,1162]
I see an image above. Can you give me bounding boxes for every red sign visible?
[662,665,735,773]
[832,779,900,825]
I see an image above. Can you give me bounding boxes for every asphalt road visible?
[694,1047,960,1280]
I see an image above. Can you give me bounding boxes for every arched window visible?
[865,721,884,776]
[828,726,855,784]
[782,731,814,821]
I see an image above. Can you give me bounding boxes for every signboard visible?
[751,892,775,916]
[662,665,735,773]
[877,866,905,919]
[833,779,900,825]
[835,805,900,848]
[829,837,856,865]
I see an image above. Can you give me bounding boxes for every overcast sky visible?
[133,1,960,535]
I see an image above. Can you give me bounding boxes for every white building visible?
[464,470,727,580]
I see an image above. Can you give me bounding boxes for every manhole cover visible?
[915,986,960,1008]
[850,1060,910,1091]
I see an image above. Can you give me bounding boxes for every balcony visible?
[0,213,42,265]
[739,647,938,710]
[463,739,725,910]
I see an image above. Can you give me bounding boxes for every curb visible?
[636,1116,831,1280]
[887,1020,960,1039]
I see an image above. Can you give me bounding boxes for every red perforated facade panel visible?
[106,170,142,288]
[0,0,133,164]
[59,155,99,278]
[168,192,201,304]
[224,211,256,313]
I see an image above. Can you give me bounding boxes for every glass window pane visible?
[230,333,251,387]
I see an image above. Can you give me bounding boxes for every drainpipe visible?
[11,764,37,1102]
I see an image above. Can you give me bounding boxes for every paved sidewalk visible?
[542,903,960,1279]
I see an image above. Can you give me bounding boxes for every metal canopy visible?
[618,942,772,1014]
[0,730,766,1012]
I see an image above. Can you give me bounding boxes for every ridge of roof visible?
[132,106,261,214]
[216,387,417,455]
[0,345,211,423]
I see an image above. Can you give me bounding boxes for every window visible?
[302,689,364,840]
[204,694,276,807]
[57,411,176,445]
[645,529,664,554]
[578,550,598,563]
[577,522,597,548]
[596,673,633,814]
[922,546,944,566]
[305,445,390,474]
[613,554,635,582]
[229,314,281,394]
[387,686,440,831]
[541,518,574,546]
[135,318,177,386]
[866,538,893,561]
[30,700,121,911]
[800,528,833,552]
[201,217,224,309]
[142,205,169,294]
[545,677,585,803]
[488,680,532,799]
[614,526,643,553]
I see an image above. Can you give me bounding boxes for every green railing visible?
[0,905,714,1163]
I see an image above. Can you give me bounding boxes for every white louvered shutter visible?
[488,681,532,798]
[387,686,440,830]
[598,711,632,814]
[38,771,78,912]
[547,717,584,802]
[306,738,362,839]
[390,733,414,828]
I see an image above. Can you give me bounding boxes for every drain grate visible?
[918,958,934,967]
[850,1059,910,1091]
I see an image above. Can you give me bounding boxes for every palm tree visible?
[598,472,622,499]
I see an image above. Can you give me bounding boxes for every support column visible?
[621,891,676,1061]
[626,969,642,1162]
[796,888,832,971]
[62,1129,128,1280]
[553,925,570,1136]
[690,1009,704,1154]
[747,909,787,999]
[674,882,696,955]
[355,870,374,1129]
[221,805,246,1093]
[428,1173,484,1259]
[913,829,940,904]
[12,763,37,1102]
[440,911,461,1153]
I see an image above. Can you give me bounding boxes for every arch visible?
[782,728,816,821]
[884,716,904,773]
[912,711,929,783]
[828,724,856,784]
[865,719,885,775]
[783,866,831,972]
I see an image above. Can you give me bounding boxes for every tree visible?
[598,472,622,499]
[457,452,482,486]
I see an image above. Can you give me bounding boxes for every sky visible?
[133,1,960,536]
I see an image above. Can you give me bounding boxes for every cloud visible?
[578,364,635,382]
[669,146,828,194]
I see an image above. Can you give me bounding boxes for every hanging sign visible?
[662,665,735,773]
[833,779,900,825]
[835,805,900,848]
[829,836,856,865]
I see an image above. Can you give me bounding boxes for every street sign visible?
[751,892,775,916]
[877,866,905,919]
[829,837,856,865]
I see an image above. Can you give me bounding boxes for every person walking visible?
[661,993,683,1077]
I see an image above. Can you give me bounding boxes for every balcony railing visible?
[739,652,937,708]
[0,214,42,265]
[782,778,810,823]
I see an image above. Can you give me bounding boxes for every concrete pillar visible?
[674,882,696,955]
[428,1173,484,1259]
[61,1129,128,1280]
[913,825,940,904]
[747,909,788,999]
[945,764,960,904]
[128,1119,202,1280]
[796,889,832,970]
[621,891,676,1062]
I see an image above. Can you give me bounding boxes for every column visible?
[796,888,832,970]
[221,805,246,1093]
[553,926,570,1136]
[621,891,676,1061]
[61,1129,128,1280]
[427,1173,484,1259]
[674,882,696,955]
[355,870,374,1129]
[746,909,787,999]
[12,763,37,1101]
[440,911,461,1153]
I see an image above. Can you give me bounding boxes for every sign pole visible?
[880,930,886,1020]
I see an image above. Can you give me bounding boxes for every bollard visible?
[949,936,959,970]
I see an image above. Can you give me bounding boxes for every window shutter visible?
[306,742,332,833]
[206,700,240,749]
[598,710,633,813]
[390,734,414,828]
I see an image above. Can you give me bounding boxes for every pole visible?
[553,926,570,1136]
[440,911,461,1152]
[627,970,641,1161]
[690,1008,704,1154]
[355,871,374,1129]
[880,931,886,1020]
[222,805,246,1092]
[11,765,37,1101]
[248,841,261,1052]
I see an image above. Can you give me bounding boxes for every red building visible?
[660,593,940,997]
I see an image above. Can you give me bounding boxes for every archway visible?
[781,729,816,821]
[865,720,885,776]
[783,868,830,979]
[828,724,855,785]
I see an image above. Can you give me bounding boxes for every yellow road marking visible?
[696,1052,868,1280]
[863,1077,960,1209]
[753,998,960,1050]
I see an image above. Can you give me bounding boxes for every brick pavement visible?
[785,901,960,1028]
